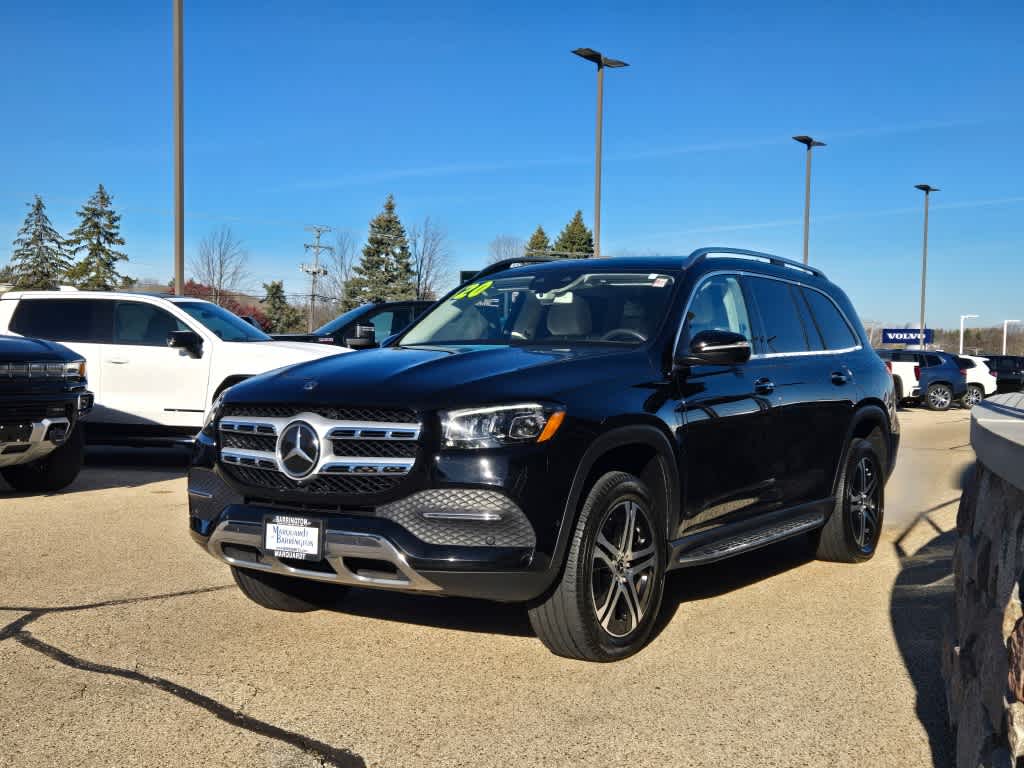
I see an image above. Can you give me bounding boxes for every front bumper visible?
[0,392,91,470]
[188,467,553,603]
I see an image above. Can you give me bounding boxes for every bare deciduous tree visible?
[488,234,524,264]
[190,226,249,306]
[321,231,358,320]
[409,217,450,300]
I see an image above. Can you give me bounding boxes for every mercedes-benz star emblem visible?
[277,421,320,479]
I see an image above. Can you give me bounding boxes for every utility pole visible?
[301,225,332,332]
[172,0,184,295]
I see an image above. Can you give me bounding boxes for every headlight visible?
[201,392,226,439]
[441,403,565,449]
[63,360,86,379]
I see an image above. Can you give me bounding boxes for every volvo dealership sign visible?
[882,328,934,344]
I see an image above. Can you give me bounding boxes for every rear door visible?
[7,298,113,415]
[678,273,780,531]
[100,300,209,426]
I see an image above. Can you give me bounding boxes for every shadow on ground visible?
[890,522,958,767]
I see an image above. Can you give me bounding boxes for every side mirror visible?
[675,329,751,367]
[168,330,203,358]
[344,324,378,350]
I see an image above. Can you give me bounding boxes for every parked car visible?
[189,248,899,661]
[0,290,348,444]
[875,349,967,411]
[272,301,432,349]
[1,334,92,491]
[980,355,1024,394]
[956,354,998,408]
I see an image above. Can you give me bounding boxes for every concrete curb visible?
[970,392,1024,492]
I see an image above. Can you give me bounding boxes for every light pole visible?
[915,184,939,349]
[793,136,825,265]
[1004,320,1021,355]
[572,48,628,258]
[173,0,184,296]
[959,314,979,354]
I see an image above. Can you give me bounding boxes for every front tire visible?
[815,438,884,563]
[231,566,346,612]
[925,383,953,411]
[0,425,84,493]
[961,384,984,409]
[528,472,666,662]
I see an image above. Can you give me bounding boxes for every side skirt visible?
[667,499,832,570]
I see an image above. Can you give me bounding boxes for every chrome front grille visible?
[218,408,422,495]
[222,404,418,423]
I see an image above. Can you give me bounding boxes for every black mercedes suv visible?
[1,334,92,492]
[188,248,899,661]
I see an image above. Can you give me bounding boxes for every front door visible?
[678,273,780,533]
[100,301,209,426]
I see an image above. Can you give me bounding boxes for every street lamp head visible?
[572,48,629,68]
[915,184,940,193]
[792,135,826,149]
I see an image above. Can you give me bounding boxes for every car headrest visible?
[547,298,592,337]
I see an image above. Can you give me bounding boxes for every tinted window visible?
[314,305,370,336]
[368,309,398,338]
[10,299,114,343]
[793,290,824,351]
[801,288,858,350]
[747,277,809,354]
[925,355,943,367]
[685,275,753,341]
[955,356,975,369]
[114,302,189,346]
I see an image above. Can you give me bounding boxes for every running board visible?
[671,511,826,568]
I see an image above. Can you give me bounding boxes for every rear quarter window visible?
[801,288,859,350]
[9,299,114,343]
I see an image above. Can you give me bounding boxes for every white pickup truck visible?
[0,290,348,442]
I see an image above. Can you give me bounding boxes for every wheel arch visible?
[213,375,249,401]
[833,403,892,496]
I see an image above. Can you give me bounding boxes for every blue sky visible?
[0,0,1021,328]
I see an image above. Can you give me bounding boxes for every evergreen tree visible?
[9,195,71,290]
[65,184,128,290]
[261,281,304,333]
[552,210,594,258]
[524,225,552,257]
[343,194,416,310]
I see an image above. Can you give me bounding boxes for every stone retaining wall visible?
[945,393,1024,767]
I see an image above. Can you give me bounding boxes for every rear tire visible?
[231,566,346,612]
[925,383,953,411]
[960,384,984,409]
[528,471,666,662]
[0,425,84,493]
[815,438,884,563]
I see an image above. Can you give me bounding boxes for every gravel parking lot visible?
[0,407,970,768]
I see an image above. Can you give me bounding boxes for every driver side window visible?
[685,275,752,341]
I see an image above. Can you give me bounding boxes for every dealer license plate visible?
[264,515,323,561]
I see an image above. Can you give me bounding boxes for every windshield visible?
[400,267,678,347]
[314,305,370,335]
[175,301,272,342]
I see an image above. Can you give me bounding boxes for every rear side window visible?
[801,288,858,350]
[925,355,943,367]
[746,277,809,354]
[9,299,114,343]
[955,357,975,369]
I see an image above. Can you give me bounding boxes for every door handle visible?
[754,377,775,395]
[106,359,129,365]
[831,370,849,385]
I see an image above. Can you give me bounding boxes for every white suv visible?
[0,290,348,440]
[959,354,998,408]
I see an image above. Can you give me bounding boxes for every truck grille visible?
[217,406,422,497]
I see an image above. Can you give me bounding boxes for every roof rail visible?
[687,247,827,279]
[467,256,555,282]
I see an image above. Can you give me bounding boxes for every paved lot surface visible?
[0,408,970,768]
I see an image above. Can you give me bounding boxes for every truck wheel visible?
[528,471,666,662]
[925,383,953,411]
[960,384,984,409]
[231,566,346,612]
[814,438,884,563]
[0,426,84,493]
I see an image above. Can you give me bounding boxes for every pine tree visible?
[343,194,416,310]
[552,211,594,258]
[65,184,128,290]
[261,281,305,333]
[9,195,71,290]
[524,225,552,257]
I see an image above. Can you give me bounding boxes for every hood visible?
[226,344,648,410]
[242,340,350,359]
[0,334,80,363]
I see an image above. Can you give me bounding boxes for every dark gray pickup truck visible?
[1,335,93,492]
